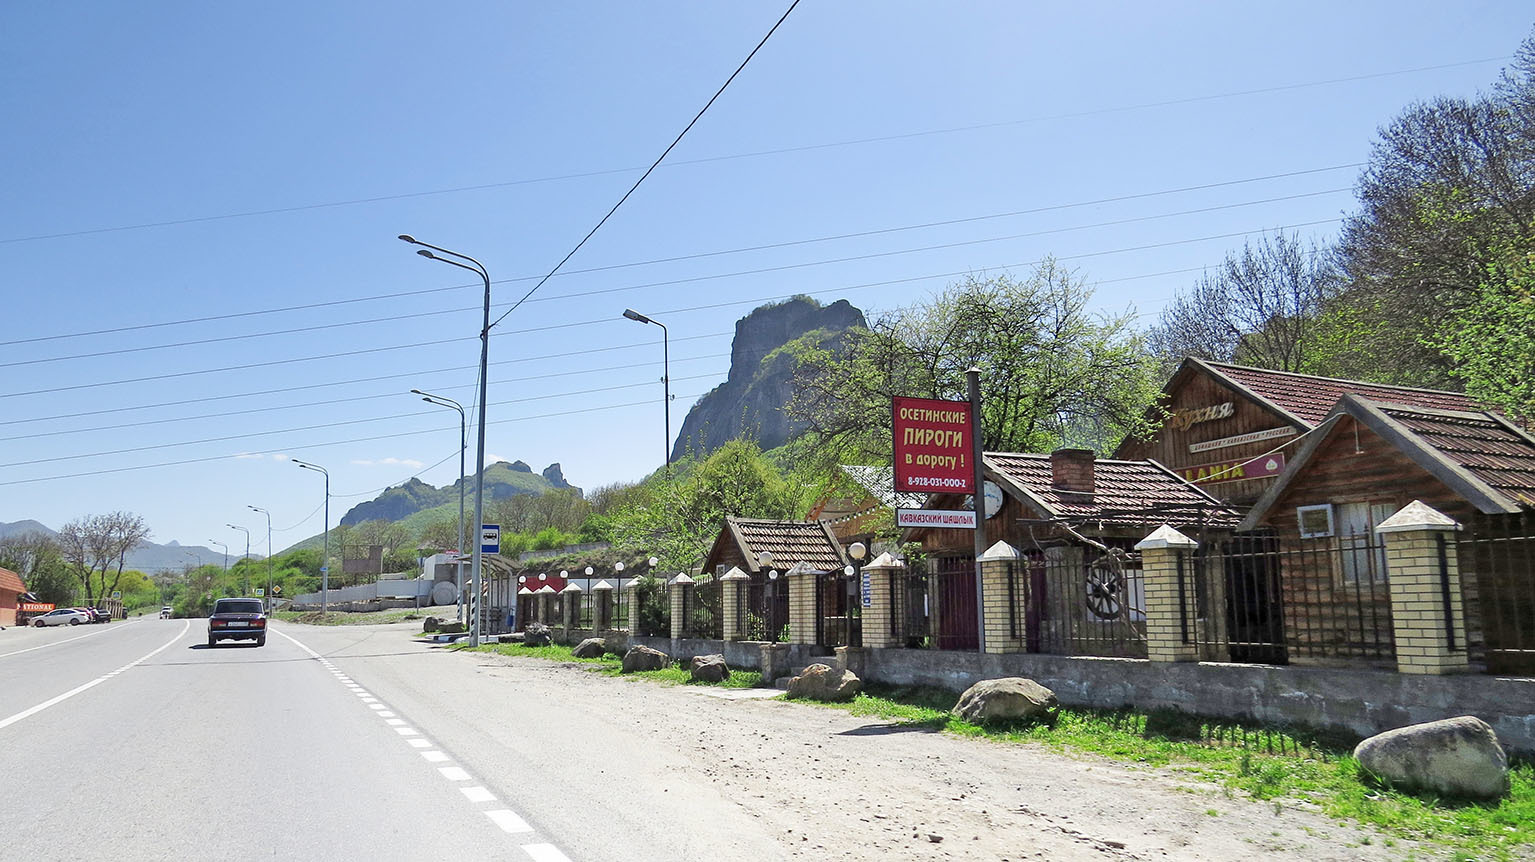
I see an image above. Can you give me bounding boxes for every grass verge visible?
[459,642,762,688]
[271,608,426,626]
[817,683,1535,860]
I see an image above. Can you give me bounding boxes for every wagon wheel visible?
[1085,569,1122,621]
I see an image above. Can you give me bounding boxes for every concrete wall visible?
[860,647,1535,754]
[627,635,833,673]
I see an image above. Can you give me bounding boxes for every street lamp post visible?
[621,308,670,469]
[400,235,491,648]
[249,505,273,612]
[227,524,250,594]
[411,388,467,623]
[209,540,228,576]
[292,459,330,615]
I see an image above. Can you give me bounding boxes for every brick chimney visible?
[1050,448,1096,494]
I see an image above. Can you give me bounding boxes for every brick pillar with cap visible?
[1136,524,1199,663]
[1377,500,1470,675]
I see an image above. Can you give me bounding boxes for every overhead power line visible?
[6,163,1359,348]
[0,216,1343,401]
[485,0,803,334]
[0,54,1502,248]
[8,187,1350,369]
[0,393,705,488]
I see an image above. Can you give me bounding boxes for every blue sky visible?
[1,2,1529,556]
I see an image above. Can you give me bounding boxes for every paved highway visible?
[0,617,781,862]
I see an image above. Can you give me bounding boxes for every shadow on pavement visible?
[837,721,945,736]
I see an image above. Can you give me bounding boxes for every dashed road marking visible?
[421,750,451,763]
[0,621,190,732]
[438,766,470,781]
[521,844,573,862]
[484,809,533,833]
[462,786,498,804]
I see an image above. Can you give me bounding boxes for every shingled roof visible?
[720,517,849,573]
[984,453,1240,528]
[1242,396,1535,528]
[1201,359,1483,427]
[0,566,23,594]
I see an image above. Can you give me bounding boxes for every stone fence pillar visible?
[669,574,693,640]
[787,563,818,646]
[978,541,1025,654]
[562,585,582,639]
[719,567,750,641]
[624,579,641,633]
[859,553,904,649]
[592,583,614,630]
[1377,500,1470,675]
[1135,524,1199,663]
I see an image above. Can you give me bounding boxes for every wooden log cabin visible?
[1115,358,1485,512]
[1241,395,1535,673]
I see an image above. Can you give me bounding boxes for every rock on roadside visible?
[690,654,731,683]
[953,677,1058,726]
[1354,715,1509,799]
[422,616,441,633]
[523,622,553,647]
[622,645,670,673]
[787,663,861,702]
[572,637,606,659]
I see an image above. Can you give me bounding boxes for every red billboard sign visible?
[20,602,54,613]
[893,396,975,494]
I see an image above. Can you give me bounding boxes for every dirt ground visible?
[467,653,1424,861]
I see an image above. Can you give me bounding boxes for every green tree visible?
[57,511,152,605]
[1433,236,1535,426]
[787,263,1161,474]
[0,531,76,605]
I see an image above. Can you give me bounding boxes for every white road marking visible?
[407,738,433,748]
[386,718,406,726]
[438,766,471,781]
[463,786,498,804]
[395,727,419,736]
[0,621,190,731]
[484,809,531,832]
[377,711,396,718]
[421,751,451,763]
[521,844,572,862]
[368,703,387,710]
[0,624,118,659]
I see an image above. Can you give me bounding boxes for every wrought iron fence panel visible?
[682,579,721,639]
[635,579,670,637]
[890,559,932,648]
[1463,511,1535,675]
[1183,532,1393,665]
[813,570,861,648]
[1030,541,1146,658]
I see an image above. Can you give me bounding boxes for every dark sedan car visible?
[207,598,268,647]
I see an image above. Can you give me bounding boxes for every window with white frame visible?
[1296,504,1334,538]
[1336,501,1396,583]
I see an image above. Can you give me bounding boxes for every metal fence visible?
[1181,531,1395,666]
[1463,511,1535,675]
[814,568,861,647]
[681,578,721,639]
[1027,543,1146,658]
[634,578,670,637]
[742,573,788,643]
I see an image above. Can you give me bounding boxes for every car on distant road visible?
[160,606,173,619]
[207,598,267,647]
[92,607,114,623]
[33,608,91,627]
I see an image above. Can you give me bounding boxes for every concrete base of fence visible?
[859,648,1535,754]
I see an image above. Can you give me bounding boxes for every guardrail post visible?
[1136,524,1199,663]
[1376,501,1470,675]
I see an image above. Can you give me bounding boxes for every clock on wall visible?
[983,481,1004,519]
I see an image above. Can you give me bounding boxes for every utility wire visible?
[487,0,802,332]
[5,163,1359,348]
[7,187,1349,369]
[0,53,1502,248]
[0,373,723,470]
[0,393,704,488]
[0,216,1342,400]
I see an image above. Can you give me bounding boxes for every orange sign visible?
[20,602,55,612]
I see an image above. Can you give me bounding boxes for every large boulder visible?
[1354,716,1509,799]
[690,654,731,683]
[787,663,861,702]
[622,645,670,673]
[522,622,553,647]
[952,678,1058,726]
[572,637,606,659]
[438,621,466,634]
[422,616,442,634]
[497,632,525,644]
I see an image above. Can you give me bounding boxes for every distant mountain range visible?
[0,519,248,573]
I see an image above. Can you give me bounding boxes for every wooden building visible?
[1116,358,1484,510]
[1240,395,1535,671]
[907,449,1237,656]
[701,517,851,643]
[0,567,23,627]
[805,464,926,546]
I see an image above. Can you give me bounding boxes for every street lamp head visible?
[410,388,424,395]
[398,234,417,244]
[849,542,867,561]
[417,249,434,259]
[622,308,652,324]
